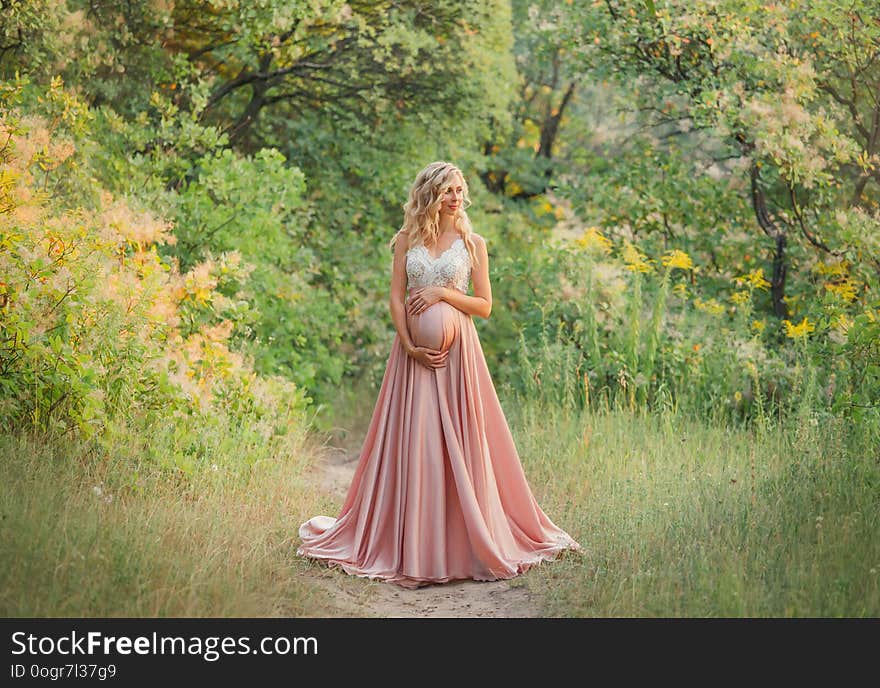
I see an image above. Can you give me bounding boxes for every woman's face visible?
[438,174,464,217]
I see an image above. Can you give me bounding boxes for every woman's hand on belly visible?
[407,286,448,316]
[409,345,449,369]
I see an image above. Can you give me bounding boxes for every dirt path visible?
[303,447,546,618]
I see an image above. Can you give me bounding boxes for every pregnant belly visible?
[407,300,460,353]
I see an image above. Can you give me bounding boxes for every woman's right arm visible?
[390,232,448,369]
[390,231,416,355]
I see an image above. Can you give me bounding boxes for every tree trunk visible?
[750,162,789,319]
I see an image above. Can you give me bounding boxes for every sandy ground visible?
[301,447,546,618]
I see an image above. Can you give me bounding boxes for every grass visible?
[2,380,877,617]
[508,395,880,616]
[0,416,346,617]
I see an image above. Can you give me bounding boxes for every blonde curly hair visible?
[389,161,479,267]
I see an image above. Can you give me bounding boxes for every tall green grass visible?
[508,394,880,616]
[0,417,346,617]
[4,373,876,617]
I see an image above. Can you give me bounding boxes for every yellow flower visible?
[184,260,218,305]
[574,227,612,256]
[783,316,815,339]
[730,290,750,305]
[622,240,653,273]
[661,249,693,270]
[734,390,743,401]
[734,268,771,291]
[672,282,689,298]
[814,260,848,277]
[824,279,858,302]
[695,297,725,316]
[751,319,766,332]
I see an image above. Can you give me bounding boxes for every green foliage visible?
[0,1,66,77]
[481,214,876,429]
[1,0,879,619]
[0,90,310,460]
[3,0,878,435]
[4,0,519,418]
[840,301,880,422]
[558,1,876,281]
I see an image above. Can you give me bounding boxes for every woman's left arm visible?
[407,234,493,319]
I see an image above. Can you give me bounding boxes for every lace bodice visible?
[406,237,472,293]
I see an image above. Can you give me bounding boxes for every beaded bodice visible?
[405,237,472,293]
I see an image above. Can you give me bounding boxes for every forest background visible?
[1,0,877,617]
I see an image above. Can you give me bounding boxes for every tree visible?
[561,0,873,318]
[481,0,584,198]
[48,0,512,154]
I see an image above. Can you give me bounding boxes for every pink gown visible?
[297,236,581,588]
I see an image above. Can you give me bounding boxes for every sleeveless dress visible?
[296,235,581,588]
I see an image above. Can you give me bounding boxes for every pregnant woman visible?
[296,161,581,588]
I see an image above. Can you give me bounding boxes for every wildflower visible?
[730,290,750,305]
[575,227,613,256]
[694,297,725,315]
[99,196,175,246]
[661,249,693,270]
[734,390,743,401]
[621,240,653,273]
[824,279,858,302]
[202,319,234,342]
[783,316,815,339]
[672,282,688,298]
[751,319,765,332]
[184,260,217,305]
[219,250,248,276]
[814,260,848,277]
[734,268,771,291]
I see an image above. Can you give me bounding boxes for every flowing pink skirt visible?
[297,297,581,589]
